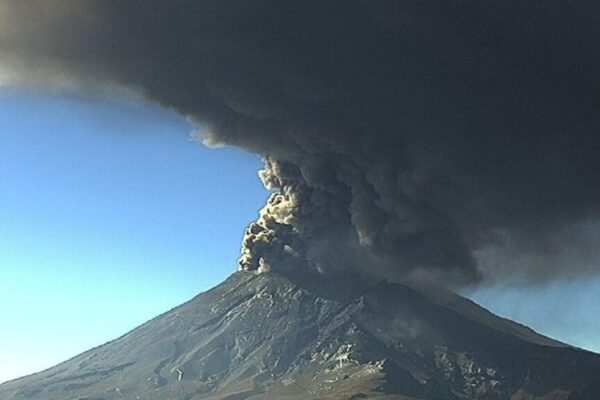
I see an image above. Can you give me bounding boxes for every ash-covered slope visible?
[1,272,599,400]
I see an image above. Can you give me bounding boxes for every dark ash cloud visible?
[2,1,600,286]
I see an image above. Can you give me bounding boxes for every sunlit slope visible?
[1,272,599,400]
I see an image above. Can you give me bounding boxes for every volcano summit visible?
[2,1,600,399]
[1,271,599,400]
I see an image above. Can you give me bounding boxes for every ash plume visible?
[2,1,600,286]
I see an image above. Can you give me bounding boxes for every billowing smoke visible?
[2,1,600,286]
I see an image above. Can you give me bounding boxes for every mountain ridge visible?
[1,271,599,400]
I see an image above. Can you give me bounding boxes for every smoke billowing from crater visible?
[2,1,600,286]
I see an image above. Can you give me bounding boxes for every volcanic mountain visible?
[1,271,599,400]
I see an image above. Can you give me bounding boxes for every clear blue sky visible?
[1,90,599,384]
[0,90,267,383]
[467,279,600,354]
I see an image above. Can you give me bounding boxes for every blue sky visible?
[467,280,600,353]
[0,90,266,383]
[0,90,599,384]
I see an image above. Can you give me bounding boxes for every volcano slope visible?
[1,271,599,400]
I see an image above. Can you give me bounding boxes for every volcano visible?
[1,271,599,400]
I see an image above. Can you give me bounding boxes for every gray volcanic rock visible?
[1,272,599,400]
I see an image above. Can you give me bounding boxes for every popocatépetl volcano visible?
[1,271,600,400]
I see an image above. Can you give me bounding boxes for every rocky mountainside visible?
[1,271,600,400]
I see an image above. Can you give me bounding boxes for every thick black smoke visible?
[2,1,600,286]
